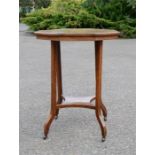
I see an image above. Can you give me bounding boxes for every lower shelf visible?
[56,102,95,110]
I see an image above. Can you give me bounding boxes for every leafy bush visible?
[82,0,136,38]
[19,0,33,18]
[21,0,136,38]
[34,0,51,9]
[83,0,136,20]
[22,0,113,29]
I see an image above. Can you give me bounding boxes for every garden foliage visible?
[22,0,136,38]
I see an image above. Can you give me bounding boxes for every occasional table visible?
[34,29,120,142]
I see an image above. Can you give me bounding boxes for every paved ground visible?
[19,23,29,32]
[19,29,136,155]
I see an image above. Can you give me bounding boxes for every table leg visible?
[95,41,107,141]
[55,42,65,119]
[95,41,107,120]
[43,41,57,139]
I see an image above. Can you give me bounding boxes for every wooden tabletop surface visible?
[34,28,120,41]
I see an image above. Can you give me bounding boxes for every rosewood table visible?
[34,28,120,142]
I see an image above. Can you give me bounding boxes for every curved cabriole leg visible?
[43,41,57,139]
[95,41,107,141]
[43,114,55,139]
[95,112,107,142]
[90,96,107,121]
[101,101,108,121]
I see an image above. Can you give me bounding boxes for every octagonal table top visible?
[34,28,120,41]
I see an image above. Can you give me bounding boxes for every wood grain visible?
[34,28,120,41]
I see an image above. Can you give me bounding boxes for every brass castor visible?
[43,136,47,140]
[101,137,106,142]
[104,117,107,121]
